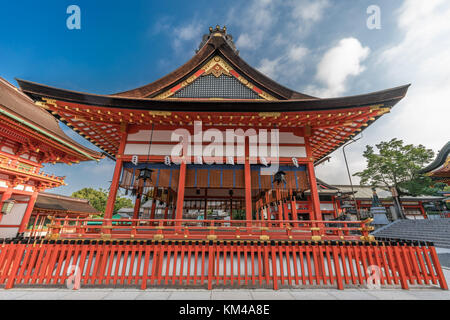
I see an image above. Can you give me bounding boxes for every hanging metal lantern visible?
[1,199,15,215]
[138,167,153,183]
[273,170,287,185]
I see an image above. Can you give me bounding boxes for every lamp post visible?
[342,134,362,220]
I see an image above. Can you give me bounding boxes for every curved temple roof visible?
[420,141,450,179]
[15,26,410,161]
[34,192,99,215]
[0,77,103,162]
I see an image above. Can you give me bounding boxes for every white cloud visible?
[309,38,370,98]
[377,0,450,152]
[228,0,279,51]
[258,57,281,79]
[257,45,309,82]
[291,0,329,23]
[288,46,308,62]
[317,0,450,184]
[172,22,203,52]
[175,23,202,41]
[229,0,328,52]
[236,33,256,50]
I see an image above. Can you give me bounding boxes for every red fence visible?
[0,239,447,290]
[40,217,374,242]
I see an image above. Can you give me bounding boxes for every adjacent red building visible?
[0,77,102,238]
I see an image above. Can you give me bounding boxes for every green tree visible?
[354,138,435,197]
[71,187,133,216]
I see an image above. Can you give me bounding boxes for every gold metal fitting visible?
[310,227,320,231]
[311,236,322,241]
[207,235,217,240]
[260,235,270,241]
[153,234,164,240]
[48,233,60,240]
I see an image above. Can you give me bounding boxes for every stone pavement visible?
[1,266,449,300]
[1,286,450,300]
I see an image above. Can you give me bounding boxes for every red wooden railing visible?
[0,157,65,183]
[40,217,374,242]
[0,239,447,290]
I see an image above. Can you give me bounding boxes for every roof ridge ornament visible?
[196,25,239,55]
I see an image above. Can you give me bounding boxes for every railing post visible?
[392,243,409,289]
[207,242,215,290]
[428,244,449,290]
[5,242,26,289]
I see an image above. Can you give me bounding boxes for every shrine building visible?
[17,26,410,240]
[1,26,446,291]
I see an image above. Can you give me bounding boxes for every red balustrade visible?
[41,217,374,242]
[0,239,447,290]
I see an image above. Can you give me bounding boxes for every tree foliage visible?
[71,187,133,216]
[354,138,435,196]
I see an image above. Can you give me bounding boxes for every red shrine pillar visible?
[305,136,322,222]
[290,194,298,226]
[132,195,141,220]
[175,160,187,225]
[332,196,338,218]
[18,191,38,233]
[105,126,128,219]
[244,140,252,226]
[150,199,157,220]
[419,203,428,219]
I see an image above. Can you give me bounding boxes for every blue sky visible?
[1,0,449,195]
